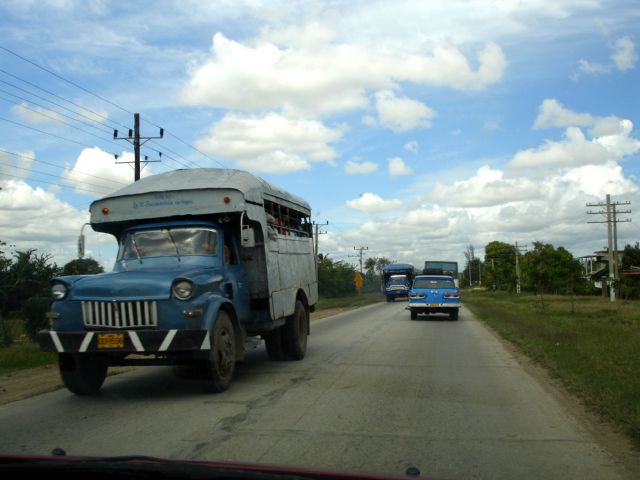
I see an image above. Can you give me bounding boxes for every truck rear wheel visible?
[282,299,308,360]
[58,353,107,395]
[410,311,418,320]
[449,310,459,321]
[202,310,236,393]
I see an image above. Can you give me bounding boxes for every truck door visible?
[223,233,251,322]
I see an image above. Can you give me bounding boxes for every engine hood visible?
[63,267,220,301]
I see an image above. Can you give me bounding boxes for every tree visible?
[0,245,62,346]
[520,242,586,295]
[484,241,517,291]
[463,245,482,287]
[620,242,640,299]
[63,257,104,275]
[317,254,357,297]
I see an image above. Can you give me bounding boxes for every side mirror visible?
[241,225,255,247]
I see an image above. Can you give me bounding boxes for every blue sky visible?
[0,0,639,271]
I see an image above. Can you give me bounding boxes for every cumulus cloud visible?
[180,28,506,115]
[344,160,378,174]
[388,157,413,176]
[369,90,436,132]
[509,127,614,169]
[431,166,540,207]
[194,112,344,173]
[534,99,593,129]
[0,179,115,267]
[346,192,402,213]
[61,147,136,195]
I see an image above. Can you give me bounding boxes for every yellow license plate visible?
[97,333,125,349]
[429,304,441,308]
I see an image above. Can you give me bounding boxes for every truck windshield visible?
[118,227,218,260]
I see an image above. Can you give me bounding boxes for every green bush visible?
[22,296,51,342]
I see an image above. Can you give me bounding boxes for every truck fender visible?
[202,297,245,361]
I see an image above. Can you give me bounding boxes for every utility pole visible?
[312,221,328,262]
[587,194,631,302]
[113,113,164,181]
[514,241,527,294]
[352,246,369,273]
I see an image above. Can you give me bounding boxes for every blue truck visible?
[38,168,318,394]
[382,263,415,302]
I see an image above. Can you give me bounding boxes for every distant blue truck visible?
[382,263,415,302]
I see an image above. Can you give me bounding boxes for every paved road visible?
[0,303,636,479]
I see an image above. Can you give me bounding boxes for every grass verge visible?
[462,290,640,447]
[0,341,57,375]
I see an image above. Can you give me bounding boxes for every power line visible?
[0,148,126,187]
[0,67,128,129]
[0,95,127,149]
[0,116,111,151]
[0,171,114,195]
[0,45,132,116]
[0,79,115,133]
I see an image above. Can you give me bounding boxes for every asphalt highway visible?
[0,302,636,479]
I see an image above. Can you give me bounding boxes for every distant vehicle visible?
[406,274,461,320]
[38,168,318,395]
[382,264,414,301]
[423,260,459,287]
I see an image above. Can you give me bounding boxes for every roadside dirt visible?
[0,308,350,406]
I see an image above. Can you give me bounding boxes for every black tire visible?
[410,311,418,320]
[202,310,236,393]
[59,353,107,395]
[450,310,459,321]
[264,327,286,361]
[282,299,308,360]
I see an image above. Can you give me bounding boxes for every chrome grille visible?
[81,301,158,329]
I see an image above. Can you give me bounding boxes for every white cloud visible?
[0,148,35,177]
[612,36,637,71]
[11,102,64,124]
[180,28,506,115]
[404,141,418,153]
[509,127,613,169]
[431,166,540,207]
[534,99,593,129]
[0,179,115,268]
[344,160,378,174]
[346,192,402,213]
[194,112,344,173]
[578,59,610,75]
[370,90,436,132]
[388,157,413,176]
[579,36,637,75]
[61,147,136,196]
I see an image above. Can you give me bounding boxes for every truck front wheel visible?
[59,353,107,395]
[202,310,236,393]
[282,299,308,360]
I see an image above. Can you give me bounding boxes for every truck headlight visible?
[172,279,194,300]
[51,283,67,300]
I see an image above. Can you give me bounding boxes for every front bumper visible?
[37,329,211,354]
